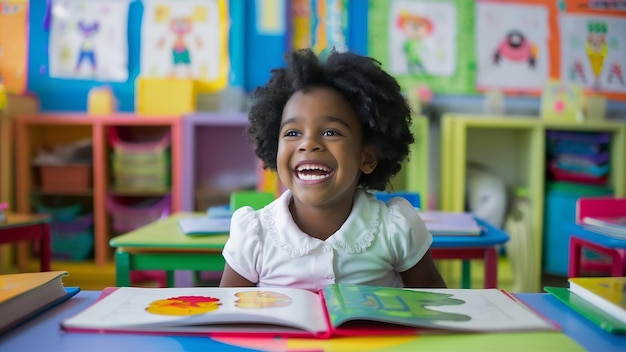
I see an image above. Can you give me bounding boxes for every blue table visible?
[2,290,624,351]
[431,217,509,288]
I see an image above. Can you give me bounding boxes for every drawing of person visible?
[396,11,433,77]
[158,16,203,77]
[75,21,99,73]
[586,21,608,89]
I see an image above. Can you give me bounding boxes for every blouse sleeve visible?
[386,198,433,273]
[222,206,262,283]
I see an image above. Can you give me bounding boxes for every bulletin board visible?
[289,0,349,52]
[26,0,247,112]
[368,0,476,95]
[0,0,29,93]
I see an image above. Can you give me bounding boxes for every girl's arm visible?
[219,263,257,287]
[400,249,447,288]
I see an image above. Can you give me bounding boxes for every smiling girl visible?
[220,48,445,291]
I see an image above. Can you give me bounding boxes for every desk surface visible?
[110,213,228,250]
[109,212,509,251]
[0,212,50,230]
[1,290,624,351]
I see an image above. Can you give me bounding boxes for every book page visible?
[323,284,556,333]
[62,287,327,335]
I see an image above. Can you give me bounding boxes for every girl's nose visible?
[298,134,323,152]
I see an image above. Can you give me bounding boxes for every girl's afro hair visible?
[247,48,414,190]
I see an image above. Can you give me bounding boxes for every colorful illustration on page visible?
[475,1,550,92]
[140,0,229,92]
[48,0,130,81]
[234,291,293,309]
[146,296,222,316]
[560,13,626,94]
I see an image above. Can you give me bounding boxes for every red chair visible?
[568,197,626,277]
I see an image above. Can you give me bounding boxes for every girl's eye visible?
[323,130,342,137]
[283,130,300,137]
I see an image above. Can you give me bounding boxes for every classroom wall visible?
[21,0,626,116]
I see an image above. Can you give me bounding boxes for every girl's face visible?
[277,87,377,209]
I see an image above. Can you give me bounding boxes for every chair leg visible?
[484,248,498,288]
[568,237,582,278]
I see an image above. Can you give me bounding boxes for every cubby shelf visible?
[440,114,626,291]
[15,114,182,267]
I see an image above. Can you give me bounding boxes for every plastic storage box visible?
[106,194,171,234]
[108,127,171,191]
[50,214,94,261]
[542,182,612,276]
[39,164,92,192]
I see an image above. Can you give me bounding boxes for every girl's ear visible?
[360,145,378,175]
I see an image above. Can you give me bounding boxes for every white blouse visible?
[222,188,432,292]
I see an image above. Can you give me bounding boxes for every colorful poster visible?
[475,1,552,92]
[291,0,313,49]
[559,13,626,95]
[368,0,475,95]
[311,0,348,53]
[140,0,230,92]
[48,0,130,82]
[0,0,28,93]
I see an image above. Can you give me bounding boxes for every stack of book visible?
[546,131,610,186]
[418,211,482,236]
[545,276,626,334]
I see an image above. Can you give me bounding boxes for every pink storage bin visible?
[108,127,171,165]
[106,194,171,234]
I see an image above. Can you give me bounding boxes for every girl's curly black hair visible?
[247,48,414,190]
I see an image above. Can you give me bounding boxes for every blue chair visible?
[373,191,421,208]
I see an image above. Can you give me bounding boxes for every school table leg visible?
[166,271,176,287]
[461,261,471,289]
[39,223,51,272]
[115,250,132,287]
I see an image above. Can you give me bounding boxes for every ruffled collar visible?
[261,189,379,257]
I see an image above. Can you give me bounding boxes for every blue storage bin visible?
[50,214,94,261]
[542,182,612,276]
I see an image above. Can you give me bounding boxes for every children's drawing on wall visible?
[389,1,456,80]
[395,11,433,77]
[560,14,626,93]
[310,0,348,53]
[475,1,550,92]
[141,0,229,92]
[368,0,475,95]
[48,0,129,81]
[0,0,28,93]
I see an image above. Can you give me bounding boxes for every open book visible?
[61,284,556,338]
